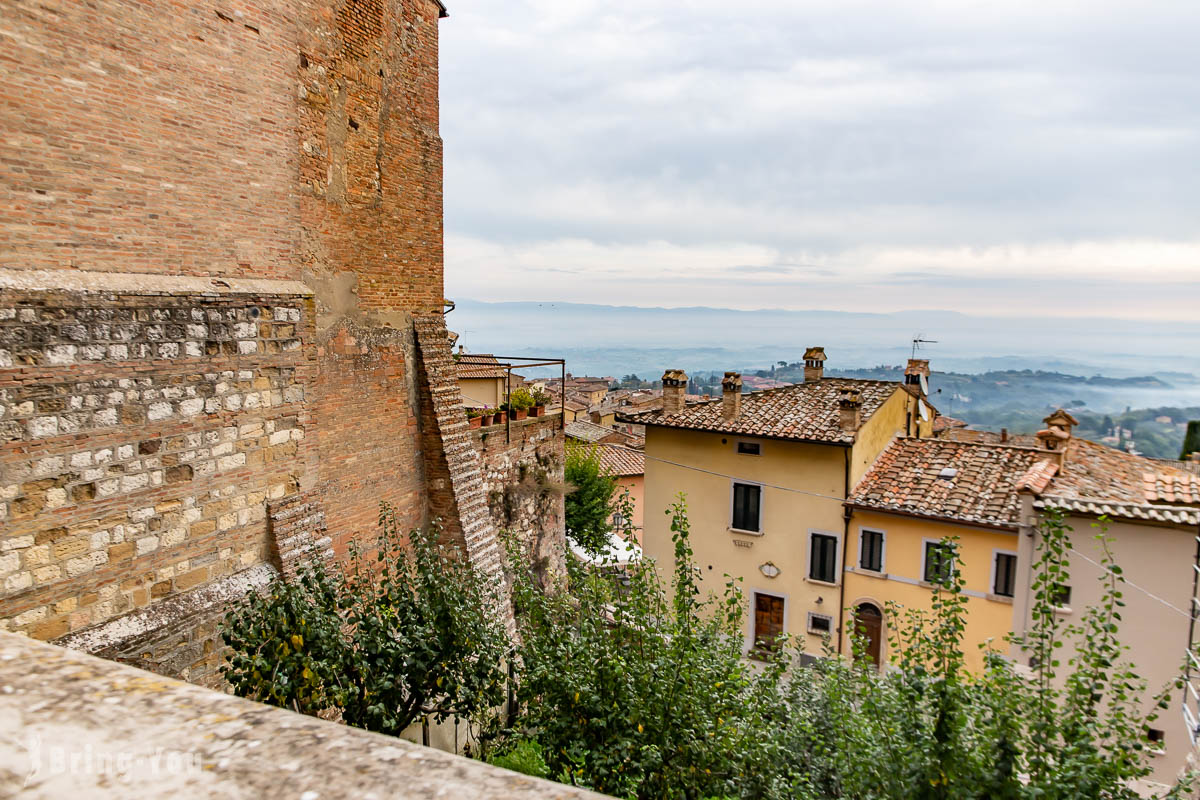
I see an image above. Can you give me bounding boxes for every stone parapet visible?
[0,631,608,799]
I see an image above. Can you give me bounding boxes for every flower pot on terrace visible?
[511,408,528,421]
[468,415,482,429]
[530,404,545,417]
[493,411,505,424]
[480,413,493,427]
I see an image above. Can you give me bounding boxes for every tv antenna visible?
[911,335,938,360]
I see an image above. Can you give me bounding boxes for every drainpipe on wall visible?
[838,446,851,656]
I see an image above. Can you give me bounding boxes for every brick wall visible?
[0,0,478,685]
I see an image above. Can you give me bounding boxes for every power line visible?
[639,452,848,504]
[638,450,1198,622]
[1071,549,1193,621]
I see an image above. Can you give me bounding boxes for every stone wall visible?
[0,0,491,687]
[475,415,567,588]
[0,274,312,654]
[0,631,610,799]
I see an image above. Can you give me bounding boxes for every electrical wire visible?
[636,449,1199,622]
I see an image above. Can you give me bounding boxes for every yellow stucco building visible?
[844,437,1048,671]
[620,350,936,659]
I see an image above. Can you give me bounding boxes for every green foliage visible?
[563,440,618,554]
[510,387,535,411]
[505,495,792,799]
[1182,420,1200,460]
[487,739,550,779]
[221,504,507,737]
[494,500,1192,799]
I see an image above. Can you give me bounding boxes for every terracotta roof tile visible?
[848,438,1046,529]
[1143,472,1200,504]
[597,444,645,477]
[617,378,904,444]
[565,420,642,447]
[455,354,507,379]
[1036,438,1200,525]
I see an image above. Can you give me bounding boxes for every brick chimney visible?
[721,371,743,420]
[661,368,688,416]
[1036,409,1078,465]
[838,387,863,432]
[904,359,930,392]
[803,347,827,382]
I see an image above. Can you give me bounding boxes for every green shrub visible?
[510,388,535,411]
[487,740,550,779]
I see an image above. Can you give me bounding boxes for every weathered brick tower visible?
[0,0,515,685]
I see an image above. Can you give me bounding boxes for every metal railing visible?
[455,354,566,442]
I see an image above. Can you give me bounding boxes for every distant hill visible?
[451,298,1200,381]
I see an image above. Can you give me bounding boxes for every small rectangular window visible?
[754,593,785,651]
[993,552,1017,597]
[1148,728,1165,747]
[860,530,884,572]
[1052,583,1072,608]
[923,541,954,584]
[731,483,761,532]
[736,441,761,456]
[810,533,838,583]
[807,612,833,635]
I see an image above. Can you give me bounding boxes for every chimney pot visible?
[1000,427,1008,443]
[838,386,863,432]
[803,346,827,382]
[721,371,743,420]
[1036,409,1078,465]
[661,369,688,416]
[904,359,930,390]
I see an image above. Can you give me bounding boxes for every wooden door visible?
[855,603,883,668]
[754,594,784,651]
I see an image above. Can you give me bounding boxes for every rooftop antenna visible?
[911,335,938,360]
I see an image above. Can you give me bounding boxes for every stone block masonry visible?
[0,274,314,656]
[475,415,567,590]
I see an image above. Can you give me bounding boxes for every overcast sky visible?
[440,0,1200,319]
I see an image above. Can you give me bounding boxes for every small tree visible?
[222,504,508,737]
[564,440,617,554]
[505,495,792,799]
[1181,420,1200,460]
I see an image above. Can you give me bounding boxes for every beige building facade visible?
[624,352,935,658]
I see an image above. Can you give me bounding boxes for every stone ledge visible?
[0,268,312,297]
[0,632,608,799]
[55,563,278,655]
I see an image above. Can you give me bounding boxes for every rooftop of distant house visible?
[848,438,1046,530]
[618,376,916,445]
[455,352,508,380]
[565,419,643,448]
[596,443,645,477]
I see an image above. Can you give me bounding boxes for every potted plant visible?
[493,406,506,425]
[509,388,534,421]
[466,407,483,429]
[480,406,493,427]
[530,388,551,417]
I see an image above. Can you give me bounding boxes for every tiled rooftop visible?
[597,443,645,477]
[565,419,642,447]
[848,438,1046,529]
[1051,438,1195,505]
[618,378,904,444]
[455,353,507,379]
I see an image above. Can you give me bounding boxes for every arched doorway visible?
[854,603,883,668]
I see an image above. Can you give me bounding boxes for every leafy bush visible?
[222,504,508,736]
[487,739,550,779]
[510,387,535,411]
[497,500,1193,799]
[563,440,618,554]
